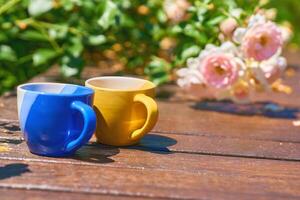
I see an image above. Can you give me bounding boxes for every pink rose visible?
[201,54,239,89]
[242,22,283,61]
[164,0,190,23]
[220,18,238,38]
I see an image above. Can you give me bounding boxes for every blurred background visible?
[0,0,298,95]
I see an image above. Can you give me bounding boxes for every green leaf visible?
[19,30,48,41]
[171,25,183,34]
[151,73,169,85]
[145,57,172,85]
[33,49,57,66]
[68,37,83,57]
[60,55,84,77]
[157,10,167,23]
[97,0,118,30]
[60,0,74,11]
[88,35,106,45]
[0,33,8,42]
[183,24,204,41]
[145,57,171,85]
[48,25,68,39]
[28,0,53,16]
[196,7,208,22]
[206,16,226,26]
[0,45,17,62]
[181,45,200,60]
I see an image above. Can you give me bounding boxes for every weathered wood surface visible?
[1,131,300,199]
[0,188,144,200]
[1,52,300,199]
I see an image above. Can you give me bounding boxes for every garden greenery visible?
[0,0,296,94]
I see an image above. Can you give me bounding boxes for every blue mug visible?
[17,82,96,157]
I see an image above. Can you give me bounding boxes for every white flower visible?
[260,56,287,82]
[251,53,287,89]
[279,25,293,44]
[248,14,267,27]
[176,66,203,88]
[232,27,246,43]
[230,8,243,18]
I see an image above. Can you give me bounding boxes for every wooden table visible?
[1,52,300,199]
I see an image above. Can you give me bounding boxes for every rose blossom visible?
[220,18,238,38]
[249,53,287,90]
[231,80,252,103]
[177,66,203,88]
[201,54,239,88]
[280,24,293,44]
[177,42,244,89]
[260,56,287,83]
[241,21,283,61]
[163,0,190,23]
[233,14,283,62]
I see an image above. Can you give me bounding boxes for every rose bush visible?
[177,13,289,103]
[0,0,296,94]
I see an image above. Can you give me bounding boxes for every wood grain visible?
[155,101,300,142]
[1,120,300,161]
[1,52,300,199]
[1,129,300,199]
[1,96,300,144]
[1,188,146,200]
[1,156,300,200]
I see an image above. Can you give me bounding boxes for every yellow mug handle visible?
[130,93,158,141]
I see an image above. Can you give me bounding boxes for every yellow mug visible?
[85,76,158,146]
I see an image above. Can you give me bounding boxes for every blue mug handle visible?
[65,101,96,153]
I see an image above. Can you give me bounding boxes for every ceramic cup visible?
[85,76,158,146]
[17,83,96,157]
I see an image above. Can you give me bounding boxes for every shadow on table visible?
[126,134,177,154]
[72,134,177,164]
[0,121,21,134]
[0,138,23,145]
[192,100,299,119]
[0,163,31,180]
[71,144,120,164]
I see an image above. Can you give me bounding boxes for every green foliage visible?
[267,0,300,44]
[0,0,296,94]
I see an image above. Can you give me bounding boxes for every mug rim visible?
[17,82,94,97]
[85,76,156,92]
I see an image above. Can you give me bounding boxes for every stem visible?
[30,21,62,52]
[17,54,33,65]
[34,20,85,36]
[22,18,85,36]
[0,0,20,16]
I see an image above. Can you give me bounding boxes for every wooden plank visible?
[1,127,300,199]
[0,133,299,170]
[0,95,17,121]
[3,92,300,144]
[141,133,300,161]
[155,101,300,142]
[0,156,300,199]
[0,129,300,199]
[2,95,300,144]
[1,119,300,161]
[1,188,145,200]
